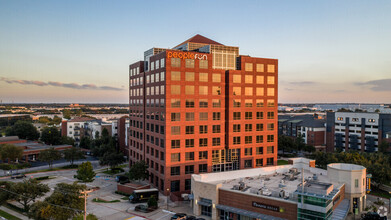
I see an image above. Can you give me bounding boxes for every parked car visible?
[11,173,26,179]
[361,212,387,220]
[186,216,197,220]
[171,213,187,220]
[196,218,206,220]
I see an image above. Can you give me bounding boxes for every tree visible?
[378,141,390,153]
[63,109,71,119]
[38,116,51,124]
[5,120,39,140]
[79,136,91,149]
[303,144,316,153]
[29,182,86,220]
[73,214,99,220]
[64,147,85,165]
[60,136,75,146]
[0,181,12,205]
[40,127,61,145]
[39,147,62,168]
[10,179,49,212]
[99,152,125,169]
[101,128,110,144]
[128,161,149,182]
[74,161,95,183]
[0,144,23,163]
[278,135,295,155]
[295,134,306,152]
[147,195,158,208]
[52,116,62,125]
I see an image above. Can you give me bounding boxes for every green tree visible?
[63,109,71,119]
[0,181,12,205]
[74,161,95,183]
[52,116,62,125]
[147,195,158,208]
[99,152,125,169]
[295,134,306,152]
[38,117,51,124]
[10,179,49,212]
[73,214,99,220]
[39,147,62,168]
[0,144,23,163]
[79,136,91,149]
[128,161,149,182]
[5,120,40,140]
[303,144,316,153]
[60,136,75,146]
[64,147,85,165]
[278,135,295,155]
[40,127,61,145]
[378,141,390,153]
[29,182,86,220]
[101,128,110,144]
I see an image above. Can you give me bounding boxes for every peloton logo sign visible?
[167,51,207,60]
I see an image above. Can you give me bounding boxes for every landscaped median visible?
[92,198,120,203]
[0,208,22,220]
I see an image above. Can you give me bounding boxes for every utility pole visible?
[79,190,93,220]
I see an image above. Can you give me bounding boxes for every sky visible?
[0,0,390,104]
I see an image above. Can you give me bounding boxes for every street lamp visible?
[166,188,170,211]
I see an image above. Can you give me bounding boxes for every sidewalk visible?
[0,206,29,220]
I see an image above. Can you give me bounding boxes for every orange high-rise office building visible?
[129,35,278,196]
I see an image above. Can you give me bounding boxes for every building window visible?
[233,137,241,145]
[199,72,208,82]
[267,76,275,85]
[256,88,264,96]
[213,112,221,120]
[245,124,252,132]
[185,72,194,81]
[245,148,252,156]
[355,179,359,188]
[199,138,208,147]
[186,99,195,108]
[171,71,181,81]
[267,123,274,131]
[212,73,221,83]
[170,180,180,192]
[267,88,275,96]
[185,165,194,174]
[245,99,252,107]
[199,86,208,95]
[171,166,180,176]
[186,126,194,134]
[171,85,181,95]
[233,124,241,132]
[171,113,180,121]
[171,99,180,108]
[199,125,208,134]
[245,136,252,144]
[267,157,274,165]
[212,125,221,133]
[256,75,264,84]
[233,75,241,83]
[267,112,275,119]
[171,58,181,68]
[185,139,194,148]
[171,140,180,149]
[185,152,194,161]
[199,60,208,69]
[256,159,263,167]
[212,138,221,146]
[256,112,264,119]
[212,99,221,107]
[267,64,275,73]
[186,112,195,121]
[267,100,275,107]
[171,126,180,135]
[233,112,241,120]
[245,75,253,84]
[185,179,191,190]
[199,112,208,121]
[256,147,263,155]
[199,99,208,108]
[233,87,241,96]
[171,153,180,162]
[199,164,207,173]
[233,99,241,107]
[161,58,165,68]
[212,86,221,95]
[199,151,208,160]
[267,135,274,142]
[244,160,252,168]
[185,85,194,95]
[185,59,195,68]
[245,87,253,96]
[245,112,253,120]
[256,63,264,72]
[256,99,264,107]
[245,63,253,71]
[267,146,274,154]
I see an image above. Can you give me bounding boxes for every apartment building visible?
[128,35,278,196]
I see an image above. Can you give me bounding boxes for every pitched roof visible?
[174,34,223,48]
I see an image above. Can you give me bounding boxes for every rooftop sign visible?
[167,51,207,60]
[252,201,284,213]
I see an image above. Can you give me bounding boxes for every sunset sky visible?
[0,0,390,103]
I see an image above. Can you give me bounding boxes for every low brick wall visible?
[117,183,150,195]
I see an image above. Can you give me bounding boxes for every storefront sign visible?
[252,201,282,212]
[366,174,372,193]
[167,51,207,60]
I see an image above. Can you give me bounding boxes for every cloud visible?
[1,77,124,91]
[288,81,317,85]
[355,79,391,91]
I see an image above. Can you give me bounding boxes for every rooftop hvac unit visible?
[279,190,285,198]
[233,185,240,190]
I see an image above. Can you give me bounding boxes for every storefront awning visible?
[198,201,212,207]
[216,204,286,220]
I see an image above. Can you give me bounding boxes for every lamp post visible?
[166,188,170,211]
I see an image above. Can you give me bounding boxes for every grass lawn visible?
[277,160,289,166]
[25,166,77,174]
[0,208,22,220]
[92,198,120,203]
[121,196,129,200]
